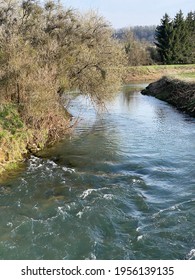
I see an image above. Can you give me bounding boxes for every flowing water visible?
[0,84,195,260]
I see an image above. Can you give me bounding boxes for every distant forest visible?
[114,26,156,43]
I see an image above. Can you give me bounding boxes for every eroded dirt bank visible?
[141,76,195,117]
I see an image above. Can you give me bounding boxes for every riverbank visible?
[124,64,195,82]
[0,103,72,175]
[141,76,195,117]
[0,104,26,173]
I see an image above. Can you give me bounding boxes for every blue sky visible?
[63,0,195,27]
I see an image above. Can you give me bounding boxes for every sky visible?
[62,0,195,28]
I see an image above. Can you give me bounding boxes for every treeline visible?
[115,26,156,43]
[155,10,195,64]
[114,27,155,66]
[0,0,125,144]
[132,26,156,43]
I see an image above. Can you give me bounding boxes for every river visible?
[0,83,194,260]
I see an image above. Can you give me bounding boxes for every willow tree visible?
[0,0,126,143]
[67,11,126,104]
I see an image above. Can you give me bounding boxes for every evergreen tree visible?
[155,10,195,64]
[172,10,188,63]
[186,11,195,63]
[154,13,174,64]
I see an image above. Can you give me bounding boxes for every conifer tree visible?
[155,10,195,64]
[186,11,195,63]
[154,13,174,64]
[172,10,188,63]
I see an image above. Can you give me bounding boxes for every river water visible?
[0,83,195,260]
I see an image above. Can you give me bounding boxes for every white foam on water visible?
[153,204,180,218]
[132,178,142,184]
[57,206,69,219]
[90,253,96,260]
[80,187,110,199]
[7,222,13,228]
[187,249,195,260]
[10,221,27,237]
[76,206,91,219]
[2,241,17,250]
[136,226,141,232]
[32,204,39,211]
[62,167,75,173]
[76,211,83,219]
[103,194,114,200]
[85,253,97,260]
[28,156,43,171]
[137,235,143,241]
[31,218,34,234]
[47,160,58,167]
[153,198,195,218]
[80,188,97,199]
[57,203,77,219]
[30,155,39,162]
[60,180,66,185]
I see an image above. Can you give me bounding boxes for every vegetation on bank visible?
[141,77,195,117]
[0,0,125,173]
[0,104,28,173]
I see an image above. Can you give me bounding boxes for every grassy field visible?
[172,71,195,81]
[124,64,195,82]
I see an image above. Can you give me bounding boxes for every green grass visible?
[175,72,195,79]
[127,64,195,72]
[0,103,29,174]
[124,64,195,81]
[0,102,55,175]
[0,104,24,134]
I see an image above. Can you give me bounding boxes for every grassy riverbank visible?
[0,1,126,176]
[0,103,71,175]
[0,104,28,174]
[124,64,195,82]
